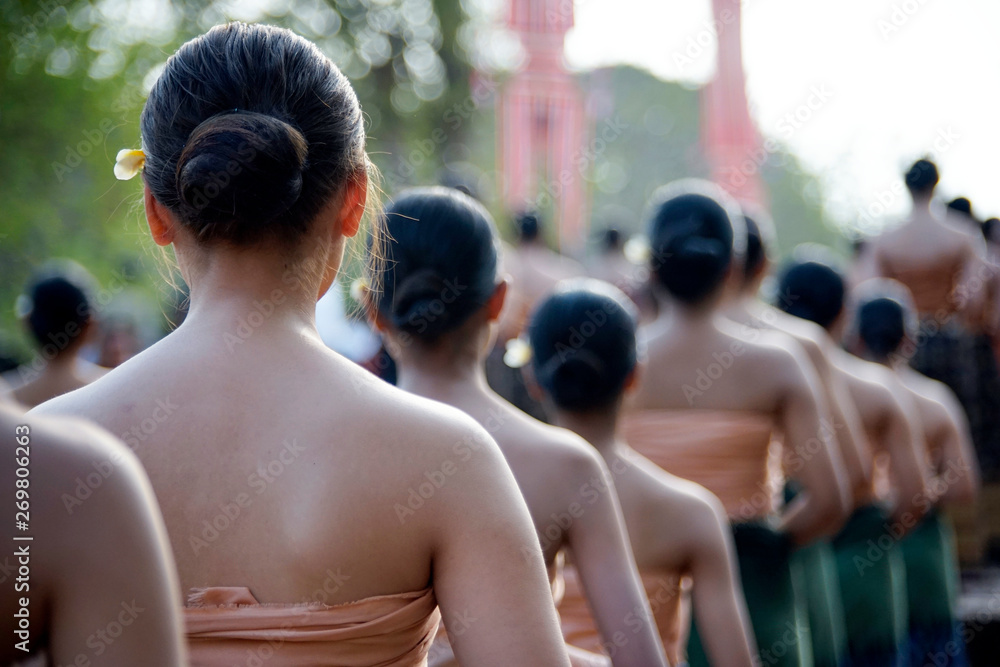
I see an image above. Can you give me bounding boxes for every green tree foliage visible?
[0,0,478,363]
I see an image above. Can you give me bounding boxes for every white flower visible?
[624,235,652,265]
[114,148,145,180]
[503,337,533,368]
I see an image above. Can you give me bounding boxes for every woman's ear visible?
[623,364,641,394]
[337,171,368,240]
[486,280,508,322]
[144,184,177,247]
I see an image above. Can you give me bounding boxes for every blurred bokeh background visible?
[1,0,996,367]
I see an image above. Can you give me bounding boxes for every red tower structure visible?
[498,0,588,251]
[700,0,767,209]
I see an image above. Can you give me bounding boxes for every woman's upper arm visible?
[431,423,571,667]
[882,394,931,522]
[49,433,186,666]
[688,499,757,667]
[934,393,980,503]
[777,351,849,540]
[564,450,668,667]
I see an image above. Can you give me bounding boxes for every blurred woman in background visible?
[626,180,849,667]
[857,159,998,504]
[368,187,668,667]
[779,257,935,666]
[9,260,106,407]
[528,279,757,667]
[851,280,979,667]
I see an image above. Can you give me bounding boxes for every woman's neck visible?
[652,298,720,337]
[394,336,491,404]
[553,408,622,458]
[179,244,326,337]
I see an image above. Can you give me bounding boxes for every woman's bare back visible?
[33,322,508,605]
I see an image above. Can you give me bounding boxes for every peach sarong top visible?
[185,586,440,666]
[559,564,690,665]
[622,409,782,521]
[878,253,963,317]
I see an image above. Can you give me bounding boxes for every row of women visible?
[1,22,982,667]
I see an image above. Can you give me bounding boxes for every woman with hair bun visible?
[727,223,874,667]
[10,259,107,407]
[35,23,570,666]
[849,280,979,667]
[858,159,1000,505]
[778,258,936,667]
[527,279,758,667]
[625,180,849,667]
[367,187,668,667]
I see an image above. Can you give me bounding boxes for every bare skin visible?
[824,346,932,524]
[11,323,107,408]
[0,401,185,665]
[379,284,669,667]
[855,191,991,321]
[33,179,572,667]
[633,284,849,546]
[727,296,873,505]
[553,389,758,667]
[892,365,980,506]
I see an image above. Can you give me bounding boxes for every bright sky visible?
[565,0,1000,233]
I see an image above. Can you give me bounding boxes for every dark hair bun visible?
[904,158,939,195]
[517,212,540,242]
[376,187,501,342]
[528,279,638,412]
[776,256,846,330]
[22,260,98,349]
[540,351,607,408]
[857,298,906,358]
[647,184,740,305]
[176,111,308,243]
[390,268,458,339]
[141,24,366,247]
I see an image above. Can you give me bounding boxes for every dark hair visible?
[983,218,999,243]
[775,253,846,330]
[743,215,766,281]
[601,228,622,251]
[857,298,906,360]
[375,187,500,341]
[646,180,744,305]
[22,261,98,350]
[140,23,367,246]
[849,279,918,361]
[904,159,939,196]
[516,212,540,242]
[529,279,637,411]
[947,197,973,218]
